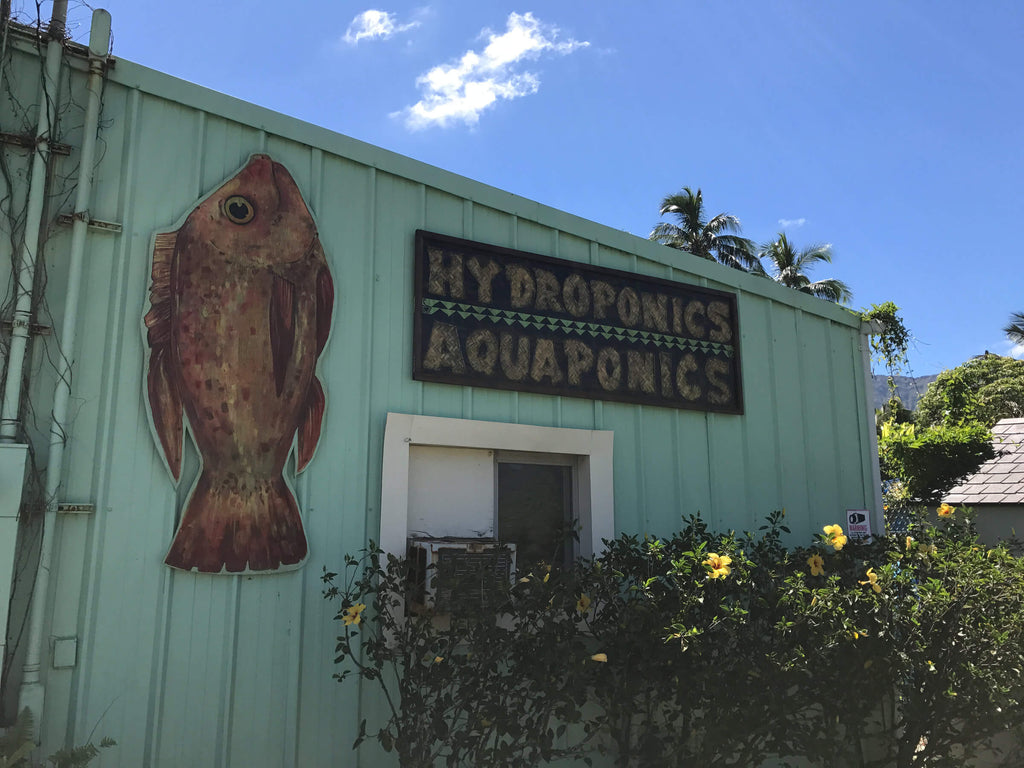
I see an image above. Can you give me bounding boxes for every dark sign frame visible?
[413,230,743,414]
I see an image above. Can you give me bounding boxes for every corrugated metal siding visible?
[3,40,876,766]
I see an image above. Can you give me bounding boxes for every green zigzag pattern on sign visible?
[422,298,735,357]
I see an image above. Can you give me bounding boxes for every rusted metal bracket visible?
[57,212,122,233]
[1,319,52,336]
[57,503,94,515]
[0,132,71,155]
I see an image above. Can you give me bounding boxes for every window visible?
[379,414,614,566]
[496,452,576,570]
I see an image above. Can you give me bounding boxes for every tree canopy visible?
[648,187,759,271]
[867,306,1024,505]
[756,232,852,304]
[649,187,853,303]
[915,353,1024,429]
[878,419,995,504]
[879,354,1024,505]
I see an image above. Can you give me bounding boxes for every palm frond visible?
[758,232,851,303]
[704,212,744,236]
[747,259,769,278]
[652,186,754,269]
[803,279,852,304]
[1004,312,1024,346]
[791,243,834,272]
[649,222,686,243]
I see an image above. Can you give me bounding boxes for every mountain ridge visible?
[871,374,938,412]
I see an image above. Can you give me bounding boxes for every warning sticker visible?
[846,509,872,539]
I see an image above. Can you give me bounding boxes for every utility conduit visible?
[0,1,68,441]
[17,8,111,735]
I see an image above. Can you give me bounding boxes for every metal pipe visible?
[0,2,68,441]
[18,8,111,732]
[47,1,68,39]
[861,321,885,534]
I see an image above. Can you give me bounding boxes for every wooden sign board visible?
[413,231,743,413]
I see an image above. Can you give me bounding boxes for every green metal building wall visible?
[1,33,877,766]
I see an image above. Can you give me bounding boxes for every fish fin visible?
[269,274,297,397]
[165,474,306,573]
[296,376,325,473]
[315,262,334,356]
[147,346,183,481]
[144,231,183,480]
[143,232,177,346]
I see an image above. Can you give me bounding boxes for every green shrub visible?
[326,509,1024,768]
[0,710,114,768]
[878,420,995,503]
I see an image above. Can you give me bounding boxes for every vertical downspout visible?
[0,1,68,441]
[17,9,111,734]
[861,321,885,535]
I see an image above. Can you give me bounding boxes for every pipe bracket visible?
[2,319,52,336]
[0,132,71,155]
[57,213,121,233]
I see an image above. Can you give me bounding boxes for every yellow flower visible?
[917,542,939,557]
[859,568,882,594]
[543,572,550,583]
[905,536,914,550]
[343,603,366,626]
[703,552,733,579]
[590,653,608,663]
[576,593,592,614]
[433,656,444,664]
[937,503,955,517]
[807,554,825,577]
[823,524,848,551]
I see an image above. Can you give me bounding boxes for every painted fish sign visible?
[143,154,334,574]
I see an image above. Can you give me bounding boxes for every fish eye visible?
[223,195,255,224]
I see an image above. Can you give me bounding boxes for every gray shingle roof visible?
[945,418,1024,504]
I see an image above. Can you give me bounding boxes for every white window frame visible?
[380,413,614,561]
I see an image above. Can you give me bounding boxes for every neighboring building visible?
[945,418,1024,546]
[0,12,880,766]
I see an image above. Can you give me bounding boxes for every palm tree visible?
[649,187,758,271]
[1005,312,1024,347]
[757,232,852,303]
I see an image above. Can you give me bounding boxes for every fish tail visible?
[164,473,307,573]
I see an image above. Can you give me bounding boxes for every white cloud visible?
[344,9,419,45]
[993,339,1024,359]
[397,12,588,130]
[778,217,806,229]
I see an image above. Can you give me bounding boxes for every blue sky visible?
[31,1,1024,375]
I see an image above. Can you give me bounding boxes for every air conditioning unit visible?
[407,538,516,614]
